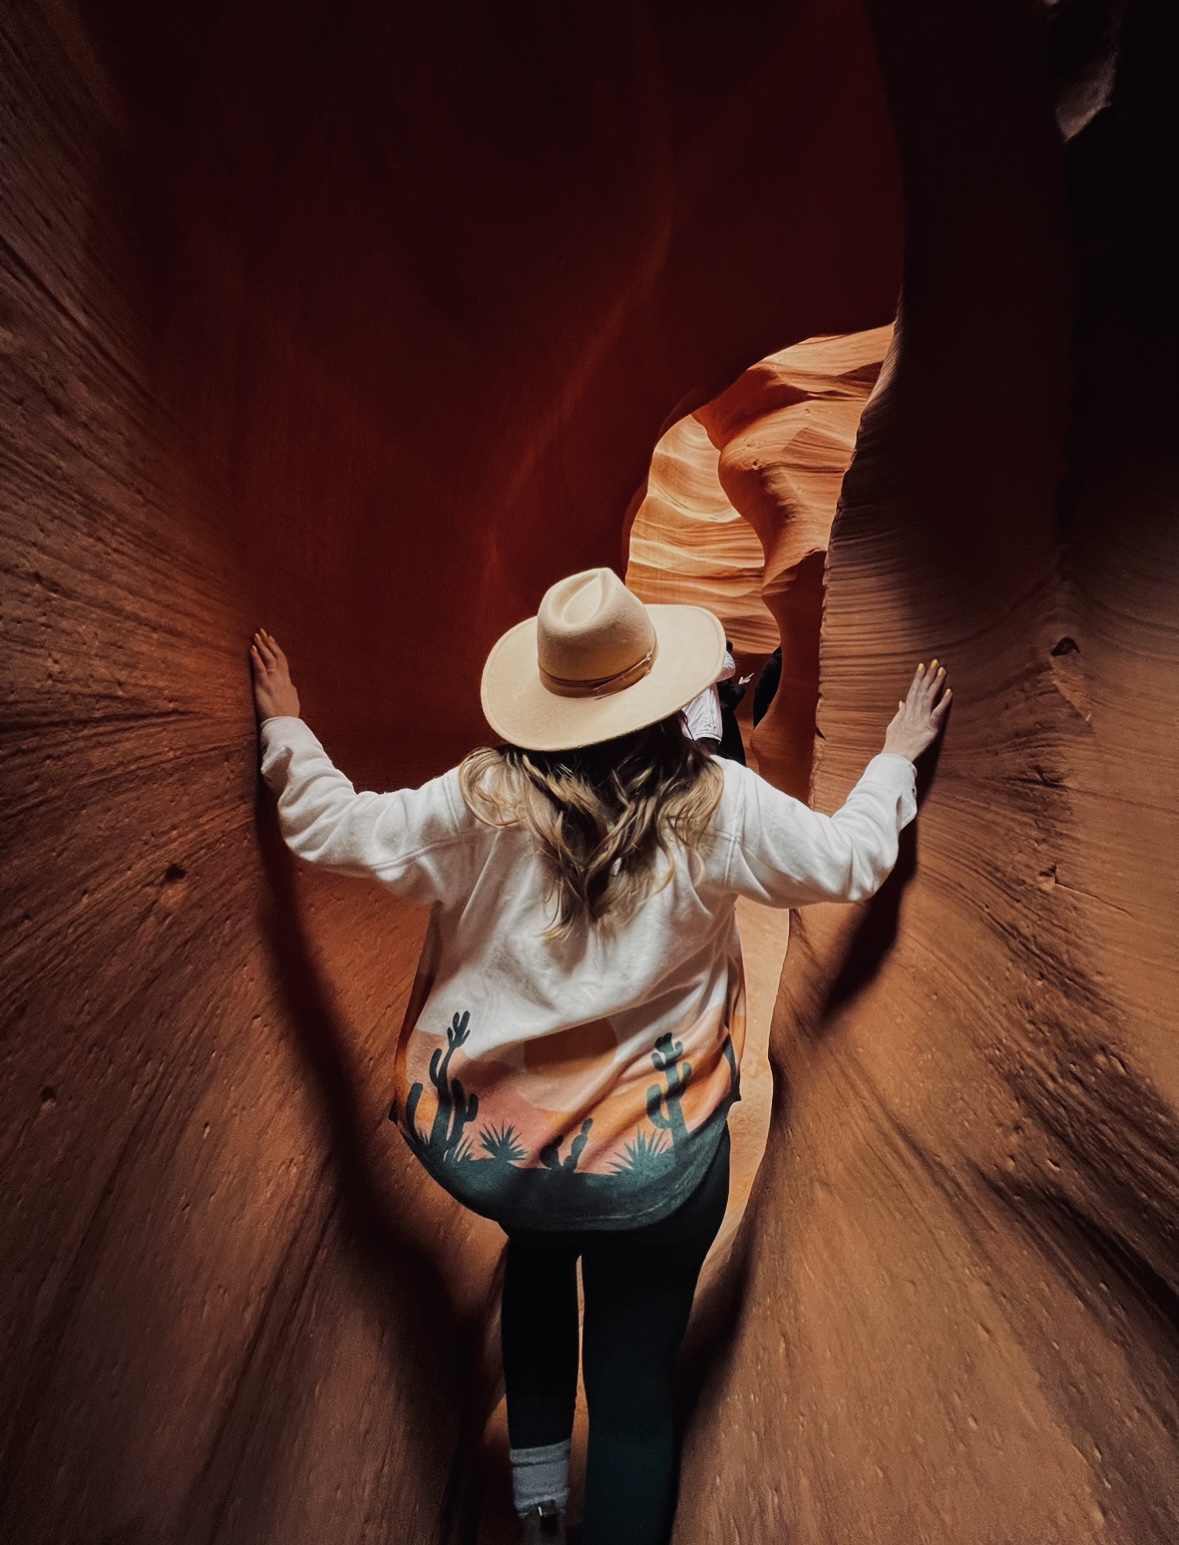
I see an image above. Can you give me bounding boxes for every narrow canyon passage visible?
[2,3,1177,1544]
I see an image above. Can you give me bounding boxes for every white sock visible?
[509,1438,571,1516]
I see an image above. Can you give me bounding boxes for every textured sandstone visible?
[625,413,779,653]
[697,326,892,797]
[2,1,1177,1543]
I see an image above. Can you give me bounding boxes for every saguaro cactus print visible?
[391,1003,741,1230]
[646,1032,692,1150]
[403,1011,480,1162]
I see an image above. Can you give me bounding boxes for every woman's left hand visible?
[250,630,301,721]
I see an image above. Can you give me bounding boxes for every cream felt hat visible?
[480,568,726,752]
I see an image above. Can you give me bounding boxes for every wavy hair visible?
[459,714,723,942]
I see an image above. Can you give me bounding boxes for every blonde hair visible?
[459,715,724,942]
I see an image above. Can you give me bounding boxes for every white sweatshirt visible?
[261,716,916,1231]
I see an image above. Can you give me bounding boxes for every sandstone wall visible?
[624,412,779,654]
[697,326,892,797]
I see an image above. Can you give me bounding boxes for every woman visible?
[250,568,950,1545]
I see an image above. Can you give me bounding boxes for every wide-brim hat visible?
[481,568,725,752]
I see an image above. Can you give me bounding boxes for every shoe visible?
[519,1501,567,1543]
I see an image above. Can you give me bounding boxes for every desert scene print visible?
[389,982,745,1227]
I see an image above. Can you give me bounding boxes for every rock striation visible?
[697,326,892,797]
[624,412,779,654]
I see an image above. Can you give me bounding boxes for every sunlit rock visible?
[625,413,779,653]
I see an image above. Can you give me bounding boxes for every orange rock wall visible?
[2,1,1176,1544]
[698,326,892,796]
[624,413,779,653]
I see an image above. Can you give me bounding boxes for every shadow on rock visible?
[245,777,493,1545]
[814,724,948,1033]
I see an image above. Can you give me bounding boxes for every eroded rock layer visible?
[625,413,779,653]
[697,326,892,797]
[2,0,1176,1543]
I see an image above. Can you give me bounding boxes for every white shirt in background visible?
[682,649,736,742]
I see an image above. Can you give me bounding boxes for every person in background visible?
[752,645,782,726]
[681,639,736,754]
[716,639,752,764]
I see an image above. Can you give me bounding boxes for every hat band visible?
[539,642,658,699]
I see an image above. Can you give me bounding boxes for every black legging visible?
[501,1126,730,1545]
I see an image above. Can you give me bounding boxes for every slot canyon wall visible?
[1,4,1175,1545]
[696,325,893,798]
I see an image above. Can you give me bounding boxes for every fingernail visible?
[938,667,945,676]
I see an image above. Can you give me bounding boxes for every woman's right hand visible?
[882,661,951,761]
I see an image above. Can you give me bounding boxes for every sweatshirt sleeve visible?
[723,753,917,908]
[259,716,478,905]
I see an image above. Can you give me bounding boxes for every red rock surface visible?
[2,2,1177,1544]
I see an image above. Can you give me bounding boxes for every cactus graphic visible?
[539,1118,594,1172]
[569,1119,593,1168]
[426,1011,480,1162]
[480,1122,527,1165]
[609,1128,672,1176]
[444,1078,479,1162]
[646,1032,692,1150]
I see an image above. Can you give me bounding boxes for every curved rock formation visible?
[2,1,1176,1544]
[624,413,779,653]
[697,325,892,797]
